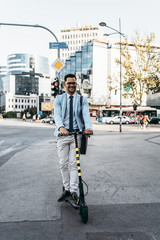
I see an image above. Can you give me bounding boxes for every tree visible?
[116,32,160,106]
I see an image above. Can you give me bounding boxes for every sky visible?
[0,0,160,66]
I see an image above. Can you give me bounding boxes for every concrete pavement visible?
[0,119,160,239]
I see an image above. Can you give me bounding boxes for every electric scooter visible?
[62,131,91,223]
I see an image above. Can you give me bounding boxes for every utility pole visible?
[99,19,125,132]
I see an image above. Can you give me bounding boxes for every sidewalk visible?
[1,118,160,132]
[0,119,160,239]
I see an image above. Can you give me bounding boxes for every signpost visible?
[38,111,42,115]
[50,42,67,94]
[49,42,68,49]
[51,58,65,73]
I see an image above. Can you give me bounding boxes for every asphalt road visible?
[0,120,160,240]
[0,124,55,167]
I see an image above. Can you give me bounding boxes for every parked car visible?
[149,117,160,124]
[105,116,130,124]
[40,116,55,124]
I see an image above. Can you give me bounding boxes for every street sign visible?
[51,58,64,73]
[38,111,42,115]
[49,42,68,49]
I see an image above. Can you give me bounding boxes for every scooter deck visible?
[66,196,79,209]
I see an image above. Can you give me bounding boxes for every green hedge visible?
[3,111,21,118]
[3,107,37,119]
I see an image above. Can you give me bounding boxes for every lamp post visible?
[99,19,125,132]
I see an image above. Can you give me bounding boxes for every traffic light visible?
[51,78,59,97]
[133,103,137,111]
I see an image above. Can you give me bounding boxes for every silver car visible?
[40,116,55,124]
[105,116,130,124]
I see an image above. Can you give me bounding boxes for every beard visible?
[68,86,76,94]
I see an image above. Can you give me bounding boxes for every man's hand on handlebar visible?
[84,129,93,136]
[59,127,69,136]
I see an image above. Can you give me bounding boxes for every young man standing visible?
[54,73,93,204]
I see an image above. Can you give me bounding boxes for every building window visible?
[15,99,17,102]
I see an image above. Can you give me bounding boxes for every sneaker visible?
[71,192,79,205]
[58,190,71,202]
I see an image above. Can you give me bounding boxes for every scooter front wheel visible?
[80,205,88,223]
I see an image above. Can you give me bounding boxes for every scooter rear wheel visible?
[80,205,88,223]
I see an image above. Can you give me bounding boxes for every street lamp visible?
[99,19,125,132]
[0,22,60,115]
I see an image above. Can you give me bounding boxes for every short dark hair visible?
[64,73,77,82]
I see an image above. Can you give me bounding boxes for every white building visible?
[1,92,37,113]
[56,25,103,62]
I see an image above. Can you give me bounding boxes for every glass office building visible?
[7,53,50,76]
[5,53,50,96]
[59,42,93,82]
[15,75,39,95]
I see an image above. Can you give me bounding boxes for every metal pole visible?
[37,95,39,116]
[119,18,122,132]
[99,20,124,132]
[0,23,59,42]
[0,22,60,110]
[58,49,61,94]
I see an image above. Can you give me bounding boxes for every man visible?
[54,73,93,204]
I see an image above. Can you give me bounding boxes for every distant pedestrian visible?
[37,115,40,122]
[136,115,140,128]
[142,115,150,130]
[140,116,143,129]
[33,114,36,122]
[22,113,26,122]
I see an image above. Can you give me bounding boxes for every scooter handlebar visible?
[58,131,93,137]
[69,131,93,136]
